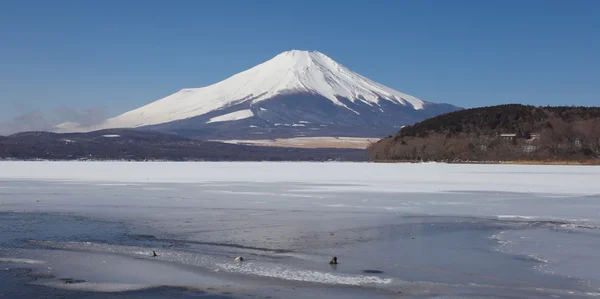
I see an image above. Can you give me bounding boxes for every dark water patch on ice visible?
[128,234,293,254]
[0,267,235,299]
[362,270,384,274]
[0,212,129,249]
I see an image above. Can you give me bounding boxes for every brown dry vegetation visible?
[369,105,600,163]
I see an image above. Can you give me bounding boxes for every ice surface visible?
[1,161,599,196]
[495,227,600,288]
[1,162,600,298]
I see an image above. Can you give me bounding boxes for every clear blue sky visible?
[1,0,599,123]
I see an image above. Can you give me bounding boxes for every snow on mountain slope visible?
[57,50,436,132]
[207,109,254,124]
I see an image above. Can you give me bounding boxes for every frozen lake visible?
[0,161,599,298]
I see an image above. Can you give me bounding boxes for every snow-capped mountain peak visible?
[56,50,460,137]
[231,50,425,110]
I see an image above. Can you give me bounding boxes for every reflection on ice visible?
[0,258,47,265]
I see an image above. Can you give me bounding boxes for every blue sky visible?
[1,0,599,123]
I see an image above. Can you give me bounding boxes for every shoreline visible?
[372,159,600,165]
[2,158,600,165]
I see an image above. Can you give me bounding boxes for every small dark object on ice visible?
[152,250,157,257]
[234,256,244,262]
[411,237,415,240]
[329,256,338,264]
[61,278,86,284]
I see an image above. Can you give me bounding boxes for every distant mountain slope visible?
[1,129,366,161]
[56,50,461,139]
[369,104,600,162]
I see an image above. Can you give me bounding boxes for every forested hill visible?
[369,104,600,162]
[396,104,600,137]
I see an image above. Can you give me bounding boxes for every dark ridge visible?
[0,129,366,161]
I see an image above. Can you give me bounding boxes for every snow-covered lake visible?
[0,162,599,298]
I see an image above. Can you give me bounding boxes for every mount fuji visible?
[56,50,461,139]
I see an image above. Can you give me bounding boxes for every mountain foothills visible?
[55,50,460,139]
[368,105,600,162]
[0,129,366,161]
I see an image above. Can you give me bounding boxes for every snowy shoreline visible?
[4,158,599,165]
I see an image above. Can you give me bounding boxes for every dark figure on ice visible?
[329,256,338,264]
